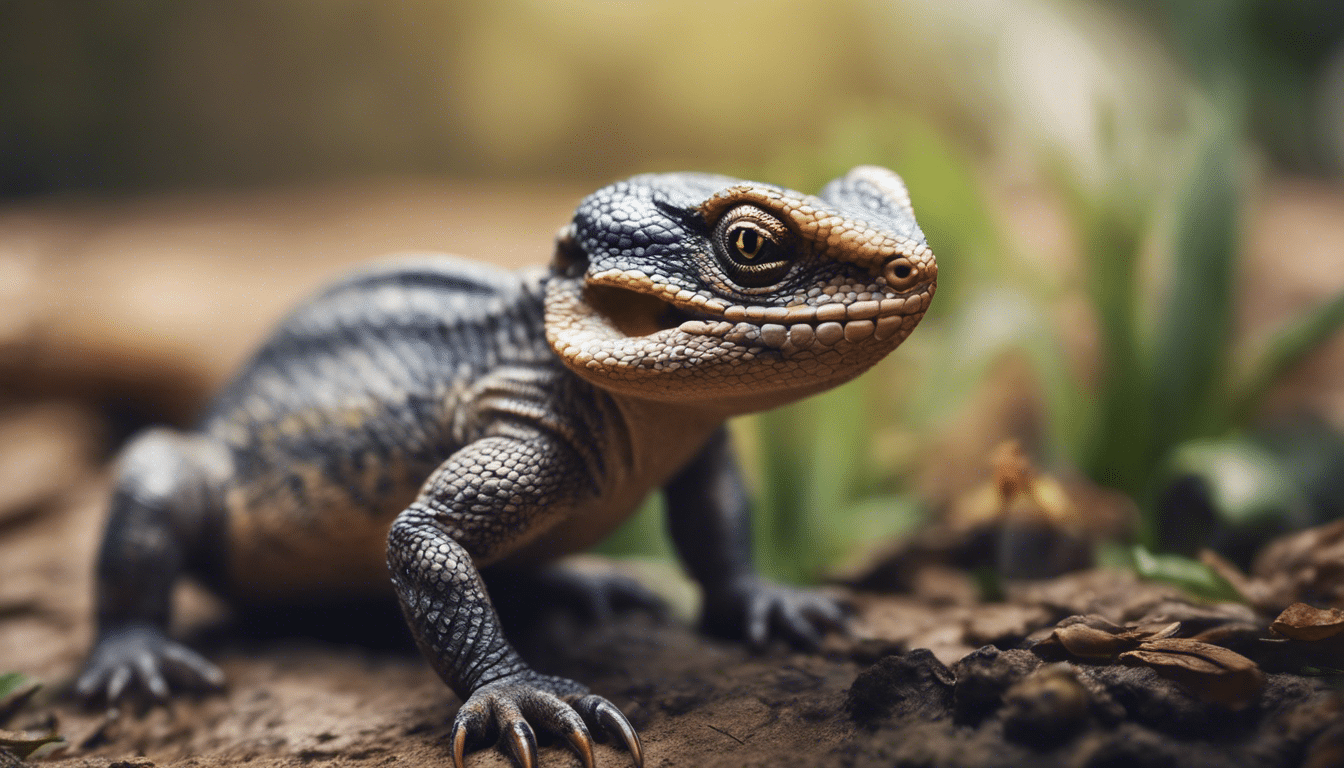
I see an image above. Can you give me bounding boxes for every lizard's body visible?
[208,260,719,597]
[80,168,936,768]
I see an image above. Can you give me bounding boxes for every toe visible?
[501,718,538,768]
[518,693,594,768]
[74,665,107,700]
[105,665,133,704]
[133,653,171,700]
[574,695,643,767]
[607,579,667,618]
[776,605,822,650]
[161,643,226,689]
[745,597,771,649]
[450,700,491,768]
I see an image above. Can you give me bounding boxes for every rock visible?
[951,646,1042,726]
[846,649,955,724]
[1000,663,1090,748]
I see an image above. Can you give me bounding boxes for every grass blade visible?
[1232,289,1344,423]
[1148,117,1242,455]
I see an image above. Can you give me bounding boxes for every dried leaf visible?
[1031,614,1186,662]
[1120,638,1264,709]
[1199,549,1269,606]
[1250,519,1344,611]
[1271,603,1344,642]
[1055,623,1142,659]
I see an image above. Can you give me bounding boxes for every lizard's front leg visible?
[665,426,847,648]
[387,435,642,768]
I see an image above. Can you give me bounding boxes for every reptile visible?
[76,166,936,767]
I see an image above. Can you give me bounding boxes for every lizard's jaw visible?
[543,270,933,409]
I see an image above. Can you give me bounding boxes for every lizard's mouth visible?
[583,283,706,337]
[581,273,929,350]
[547,268,931,403]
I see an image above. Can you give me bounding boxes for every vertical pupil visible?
[735,227,759,258]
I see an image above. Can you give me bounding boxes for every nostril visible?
[883,257,917,289]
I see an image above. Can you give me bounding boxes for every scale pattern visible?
[80,167,937,768]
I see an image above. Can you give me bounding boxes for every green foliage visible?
[744,110,1005,583]
[0,673,27,702]
[599,15,1344,583]
[1232,291,1344,422]
[1128,545,1244,603]
[1065,110,1344,548]
[751,380,925,584]
[1068,114,1246,545]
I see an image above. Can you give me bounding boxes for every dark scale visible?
[79,168,938,768]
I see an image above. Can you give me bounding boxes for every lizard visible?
[75,166,937,768]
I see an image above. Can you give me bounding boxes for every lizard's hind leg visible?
[76,428,231,705]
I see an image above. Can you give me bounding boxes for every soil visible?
[3,179,1344,768]
[3,472,1341,768]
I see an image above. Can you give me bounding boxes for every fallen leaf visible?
[0,729,62,760]
[1270,603,1344,642]
[1119,638,1264,709]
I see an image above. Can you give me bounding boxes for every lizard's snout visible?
[882,254,934,293]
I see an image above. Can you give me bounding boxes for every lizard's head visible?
[544,166,936,411]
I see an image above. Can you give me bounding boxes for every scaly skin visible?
[78,166,936,767]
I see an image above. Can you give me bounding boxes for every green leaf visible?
[1070,176,1152,502]
[0,675,25,702]
[1131,545,1244,602]
[1232,288,1344,423]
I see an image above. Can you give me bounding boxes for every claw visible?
[562,723,595,768]
[451,720,468,768]
[578,696,643,768]
[503,719,538,768]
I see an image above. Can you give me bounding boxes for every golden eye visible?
[713,205,794,288]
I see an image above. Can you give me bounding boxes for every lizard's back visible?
[199,256,557,599]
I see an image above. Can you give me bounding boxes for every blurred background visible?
[4,0,1344,592]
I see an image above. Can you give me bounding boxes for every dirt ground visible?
[3,178,1344,767]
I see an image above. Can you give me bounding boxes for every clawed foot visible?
[450,671,642,768]
[702,576,849,649]
[75,624,224,706]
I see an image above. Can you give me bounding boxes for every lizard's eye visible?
[713,205,794,288]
